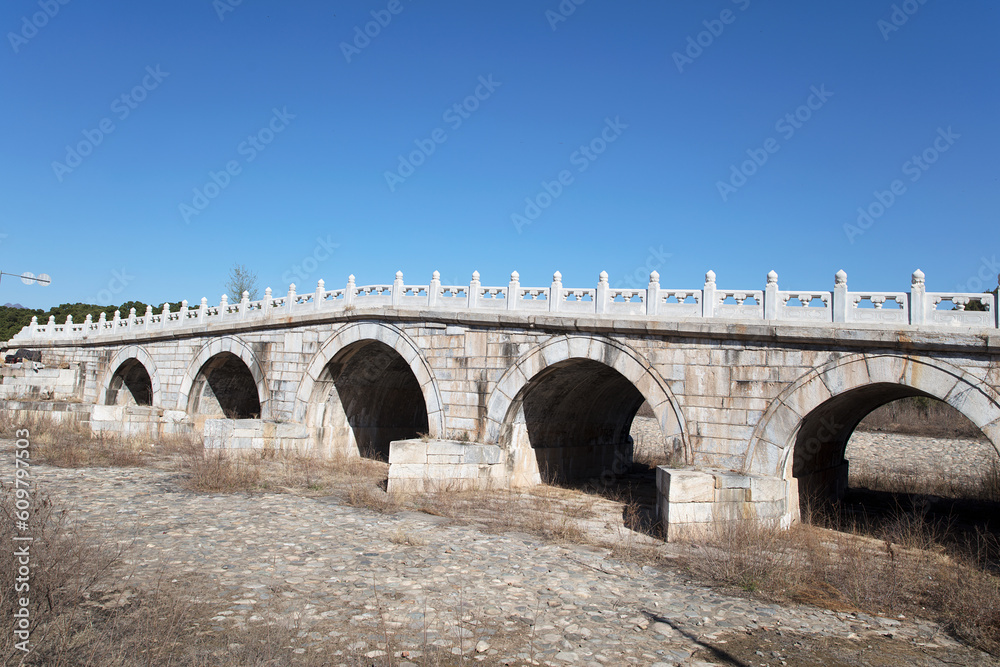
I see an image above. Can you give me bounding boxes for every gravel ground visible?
[3,434,996,666]
[846,430,998,484]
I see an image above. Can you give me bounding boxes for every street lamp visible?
[0,270,51,286]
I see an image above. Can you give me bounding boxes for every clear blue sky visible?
[2,0,997,309]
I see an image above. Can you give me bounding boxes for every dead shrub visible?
[180,450,263,493]
[696,517,796,594]
[0,409,202,470]
[0,486,128,663]
[688,509,1000,656]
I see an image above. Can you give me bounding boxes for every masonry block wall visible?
[4,307,999,508]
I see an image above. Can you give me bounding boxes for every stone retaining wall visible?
[656,467,790,541]
[203,419,310,454]
[0,399,193,438]
[0,366,79,401]
[387,439,505,493]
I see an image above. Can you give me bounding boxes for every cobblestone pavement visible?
[846,431,997,482]
[4,438,995,667]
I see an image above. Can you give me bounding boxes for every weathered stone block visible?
[667,501,715,524]
[749,476,785,502]
[388,440,427,464]
[657,468,715,503]
[714,487,749,503]
[91,405,125,422]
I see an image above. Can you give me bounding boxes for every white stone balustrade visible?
[10,268,999,343]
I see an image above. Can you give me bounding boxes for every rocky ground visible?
[3,430,997,666]
[845,429,996,485]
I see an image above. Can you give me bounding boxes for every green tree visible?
[965,286,998,312]
[226,264,259,303]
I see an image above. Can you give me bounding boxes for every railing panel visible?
[777,291,832,322]
[927,292,995,327]
[849,292,909,324]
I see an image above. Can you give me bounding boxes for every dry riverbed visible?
[2,432,996,666]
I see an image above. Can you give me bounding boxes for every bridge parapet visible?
[10,268,997,343]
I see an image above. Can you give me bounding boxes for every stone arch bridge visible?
[4,268,999,539]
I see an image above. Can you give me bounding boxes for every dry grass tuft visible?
[181,449,264,493]
[689,512,1000,655]
[0,409,200,469]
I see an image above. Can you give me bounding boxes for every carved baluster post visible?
[263,288,273,319]
[112,310,121,332]
[47,316,56,338]
[549,271,562,312]
[910,269,926,325]
[833,269,848,323]
[179,300,188,325]
[127,308,137,329]
[144,306,153,330]
[428,271,441,308]
[29,316,38,339]
[764,270,779,320]
[162,303,170,329]
[240,291,250,320]
[64,315,73,337]
[345,275,356,308]
[469,271,481,309]
[595,271,609,315]
[198,298,207,324]
[507,271,520,311]
[391,271,404,307]
[286,284,296,315]
[84,314,92,334]
[702,270,717,318]
[315,279,325,311]
[219,294,228,321]
[98,312,106,334]
[646,270,660,316]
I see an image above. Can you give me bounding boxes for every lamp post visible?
[0,271,51,286]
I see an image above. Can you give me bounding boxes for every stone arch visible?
[178,336,270,419]
[745,353,1000,503]
[484,335,688,485]
[101,345,160,407]
[294,321,445,448]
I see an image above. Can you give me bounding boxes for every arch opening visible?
[793,385,1000,561]
[506,358,671,501]
[792,383,928,505]
[105,359,153,406]
[311,340,429,460]
[188,352,261,419]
